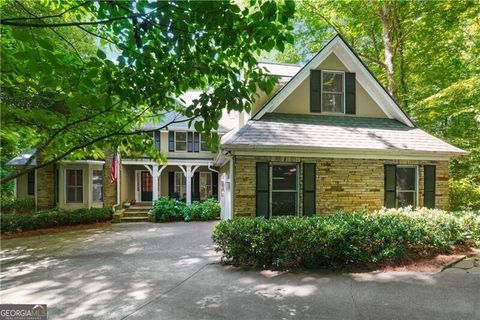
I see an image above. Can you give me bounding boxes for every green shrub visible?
[0,208,113,233]
[151,197,188,222]
[0,197,35,214]
[152,197,220,222]
[187,198,220,221]
[212,208,480,269]
[449,178,480,211]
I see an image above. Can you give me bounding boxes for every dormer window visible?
[321,71,344,113]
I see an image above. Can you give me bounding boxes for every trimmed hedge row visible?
[212,208,480,269]
[151,197,220,222]
[1,208,113,233]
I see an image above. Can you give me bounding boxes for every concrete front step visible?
[123,212,149,218]
[120,216,150,222]
[126,206,152,211]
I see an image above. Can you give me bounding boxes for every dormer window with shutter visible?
[310,69,356,115]
[322,71,344,113]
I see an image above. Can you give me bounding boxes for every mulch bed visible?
[0,222,112,240]
[358,245,480,273]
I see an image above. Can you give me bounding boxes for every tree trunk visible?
[378,2,396,98]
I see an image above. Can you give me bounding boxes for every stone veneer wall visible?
[233,156,449,217]
[36,164,55,208]
[103,152,118,208]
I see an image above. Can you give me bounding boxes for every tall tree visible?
[0,0,295,183]
[277,0,480,185]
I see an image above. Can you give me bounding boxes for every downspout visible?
[208,161,220,201]
[228,154,234,220]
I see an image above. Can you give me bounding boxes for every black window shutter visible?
[168,171,175,198]
[384,164,397,208]
[27,171,35,195]
[193,132,200,152]
[212,172,218,199]
[154,131,161,151]
[303,163,316,216]
[256,162,269,217]
[310,70,322,112]
[168,131,175,152]
[424,165,436,208]
[192,172,200,201]
[187,132,193,152]
[345,72,356,114]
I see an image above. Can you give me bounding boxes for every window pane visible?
[176,132,186,141]
[67,170,76,185]
[272,192,296,216]
[76,187,83,202]
[323,72,343,92]
[92,170,103,202]
[272,165,297,190]
[397,167,416,190]
[76,170,83,186]
[322,93,343,113]
[176,141,186,151]
[397,191,415,207]
[67,187,76,202]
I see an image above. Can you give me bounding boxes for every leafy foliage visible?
[450,178,480,211]
[274,0,479,190]
[212,208,480,269]
[185,198,221,221]
[0,197,35,214]
[0,208,113,233]
[151,197,189,222]
[151,196,220,222]
[0,0,295,182]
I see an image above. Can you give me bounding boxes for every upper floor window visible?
[175,132,187,151]
[322,71,344,113]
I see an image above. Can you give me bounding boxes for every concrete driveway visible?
[1,222,479,320]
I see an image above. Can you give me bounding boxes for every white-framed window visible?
[270,164,299,216]
[322,71,345,113]
[175,132,187,151]
[200,172,212,200]
[396,166,418,208]
[66,169,83,203]
[174,172,186,199]
[92,170,103,202]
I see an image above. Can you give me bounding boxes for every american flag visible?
[111,151,118,184]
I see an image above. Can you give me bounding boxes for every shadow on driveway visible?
[1,222,479,320]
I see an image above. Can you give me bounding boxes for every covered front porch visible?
[120,159,219,206]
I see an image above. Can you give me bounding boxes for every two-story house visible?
[8,35,466,219]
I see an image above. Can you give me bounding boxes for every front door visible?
[141,171,153,201]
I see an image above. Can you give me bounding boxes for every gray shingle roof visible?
[222,113,466,155]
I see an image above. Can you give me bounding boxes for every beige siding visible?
[16,173,34,200]
[274,53,386,117]
[233,156,449,217]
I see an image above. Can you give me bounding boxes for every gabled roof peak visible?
[253,34,415,127]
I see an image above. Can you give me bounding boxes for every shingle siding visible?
[233,156,449,217]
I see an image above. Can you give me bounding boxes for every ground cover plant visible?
[212,207,480,269]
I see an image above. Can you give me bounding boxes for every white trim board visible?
[253,35,414,127]
[231,149,452,161]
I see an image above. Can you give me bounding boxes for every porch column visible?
[185,165,192,204]
[152,165,159,201]
[143,164,166,202]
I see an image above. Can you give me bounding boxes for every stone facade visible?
[233,155,449,217]
[103,152,118,208]
[36,164,55,208]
